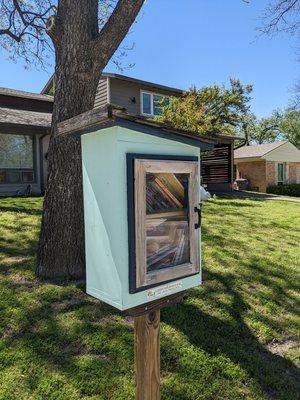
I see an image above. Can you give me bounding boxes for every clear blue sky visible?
[0,0,298,117]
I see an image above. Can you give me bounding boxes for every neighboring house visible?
[0,72,236,196]
[0,87,52,196]
[43,72,237,192]
[42,72,183,116]
[234,141,300,192]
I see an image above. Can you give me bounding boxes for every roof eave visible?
[42,72,184,96]
[41,75,54,94]
[57,105,214,150]
[102,72,183,94]
[0,87,53,102]
[0,122,51,134]
[234,156,263,162]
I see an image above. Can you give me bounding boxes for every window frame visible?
[127,154,200,294]
[277,162,286,185]
[140,90,169,117]
[0,133,36,185]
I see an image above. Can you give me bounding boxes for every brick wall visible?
[235,160,299,192]
[236,161,267,192]
[289,162,297,184]
[266,161,276,188]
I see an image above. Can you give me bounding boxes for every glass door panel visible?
[146,172,190,271]
[128,156,200,292]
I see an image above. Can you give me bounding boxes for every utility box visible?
[58,106,214,311]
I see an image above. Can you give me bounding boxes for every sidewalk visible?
[213,190,300,203]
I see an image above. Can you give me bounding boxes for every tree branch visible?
[259,0,300,35]
[95,0,145,67]
[0,0,56,41]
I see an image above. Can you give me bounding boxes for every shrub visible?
[266,184,300,197]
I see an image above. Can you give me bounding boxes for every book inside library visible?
[146,172,190,272]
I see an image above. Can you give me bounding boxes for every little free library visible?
[58,104,215,399]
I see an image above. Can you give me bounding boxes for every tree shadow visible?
[0,206,42,215]
[162,270,300,400]
[0,276,135,398]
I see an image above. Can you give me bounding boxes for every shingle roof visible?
[0,87,53,102]
[0,107,52,128]
[234,141,288,159]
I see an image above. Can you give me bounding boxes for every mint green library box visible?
[79,115,213,311]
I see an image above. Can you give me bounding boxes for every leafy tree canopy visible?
[157,79,253,136]
[279,109,300,148]
[241,111,281,145]
[239,109,300,148]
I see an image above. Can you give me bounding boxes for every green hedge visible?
[267,184,300,197]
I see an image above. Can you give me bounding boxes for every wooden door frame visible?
[127,154,200,294]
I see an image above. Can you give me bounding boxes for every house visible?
[234,141,300,192]
[0,87,53,196]
[44,73,238,192]
[0,72,237,196]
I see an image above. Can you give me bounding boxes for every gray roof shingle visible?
[0,87,53,102]
[0,107,51,128]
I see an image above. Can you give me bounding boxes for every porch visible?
[0,88,52,196]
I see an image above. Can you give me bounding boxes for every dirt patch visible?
[5,273,40,290]
[1,255,32,267]
[86,353,111,361]
[267,339,299,357]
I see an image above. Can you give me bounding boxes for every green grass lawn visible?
[0,197,299,400]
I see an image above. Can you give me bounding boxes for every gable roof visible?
[41,72,183,95]
[234,141,288,159]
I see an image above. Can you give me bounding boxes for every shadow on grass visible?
[2,270,298,400]
[1,281,134,398]
[0,206,42,216]
[162,271,300,400]
[1,197,299,399]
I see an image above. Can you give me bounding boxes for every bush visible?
[267,184,300,197]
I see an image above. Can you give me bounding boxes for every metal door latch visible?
[194,204,202,229]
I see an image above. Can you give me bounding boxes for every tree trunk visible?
[36,0,100,279]
[36,0,145,280]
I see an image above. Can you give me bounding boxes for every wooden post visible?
[134,309,160,400]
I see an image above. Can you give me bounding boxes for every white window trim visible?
[140,90,168,116]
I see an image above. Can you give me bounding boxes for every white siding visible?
[94,77,108,109]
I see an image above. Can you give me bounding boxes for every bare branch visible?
[0,0,140,70]
[259,0,300,35]
[95,0,145,67]
[0,0,56,68]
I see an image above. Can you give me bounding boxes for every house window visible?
[141,91,169,116]
[0,133,35,184]
[277,163,286,185]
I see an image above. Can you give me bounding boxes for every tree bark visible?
[36,0,144,280]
